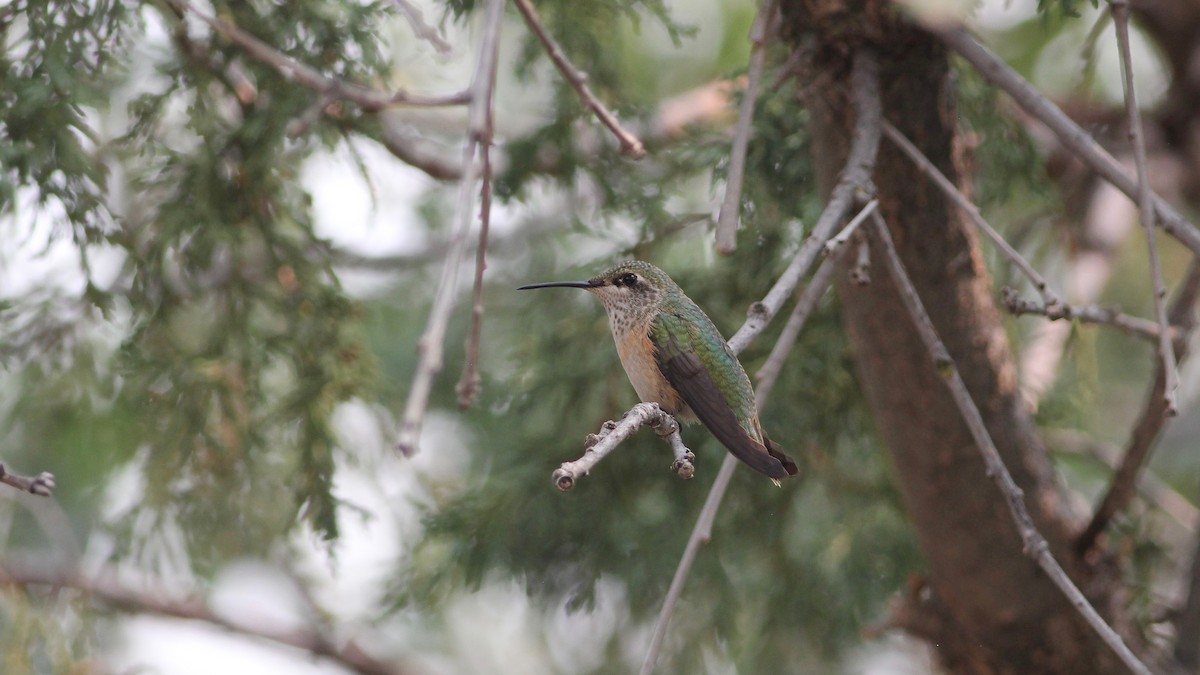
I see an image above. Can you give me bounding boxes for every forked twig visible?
[882,122,1061,308]
[1001,288,1178,345]
[715,0,778,254]
[552,403,694,491]
[511,0,645,158]
[727,48,881,352]
[822,199,877,258]
[868,211,1151,675]
[396,0,505,456]
[1110,0,1178,415]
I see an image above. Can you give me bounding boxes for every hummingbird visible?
[519,260,798,482]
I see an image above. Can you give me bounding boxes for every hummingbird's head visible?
[518,260,677,322]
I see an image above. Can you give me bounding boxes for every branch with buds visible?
[552,402,694,491]
[0,462,55,497]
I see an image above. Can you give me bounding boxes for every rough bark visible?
[777,2,1139,672]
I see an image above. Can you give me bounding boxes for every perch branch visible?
[869,211,1152,675]
[1001,287,1179,345]
[551,403,694,491]
[0,564,409,675]
[169,0,469,111]
[511,0,645,158]
[1111,0,1178,415]
[882,121,1061,308]
[715,0,778,254]
[937,25,1200,257]
[0,463,54,497]
[395,0,505,456]
[1076,258,1200,554]
[728,48,881,353]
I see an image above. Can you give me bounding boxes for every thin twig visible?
[0,462,54,497]
[1076,259,1200,554]
[455,36,501,410]
[1111,0,1178,415]
[882,121,1061,308]
[552,403,693,491]
[0,564,409,675]
[715,0,778,254]
[170,0,470,111]
[392,0,453,55]
[937,25,1200,257]
[641,52,883,673]
[822,199,878,258]
[511,0,645,159]
[728,48,881,353]
[754,253,840,402]
[1001,287,1179,345]
[395,0,506,456]
[638,453,736,675]
[869,211,1152,675]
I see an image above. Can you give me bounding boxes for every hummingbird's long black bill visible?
[517,280,595,290]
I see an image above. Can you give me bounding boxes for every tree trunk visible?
[778,2,1140,672]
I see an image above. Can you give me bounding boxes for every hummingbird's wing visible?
[653,325,794,480]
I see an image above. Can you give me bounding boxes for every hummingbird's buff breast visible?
[611,322,692,421]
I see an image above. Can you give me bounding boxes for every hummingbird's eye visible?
[618,273,638,287]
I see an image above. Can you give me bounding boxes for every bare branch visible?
[868,211,1151,675]
[754,253,840,403]
[728,48,881,353]
[822,199,877,258]
[169,0,469,111]
[395,0,505,456]
[551,403,694,491]
[882,122,1061,309]
[392,0,453,55]
[1002,287,1179,345]
[1111,0,1178,415]
[456,80,499,410]
[637,453,736,675]
[0,463,54,497]
[715,0,778,254]
[937,25,1200,257]
[511,0,645,159]
[1077,259,1200,555]
[0,564,410,675]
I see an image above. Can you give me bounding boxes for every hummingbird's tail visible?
[764,435,800,478]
